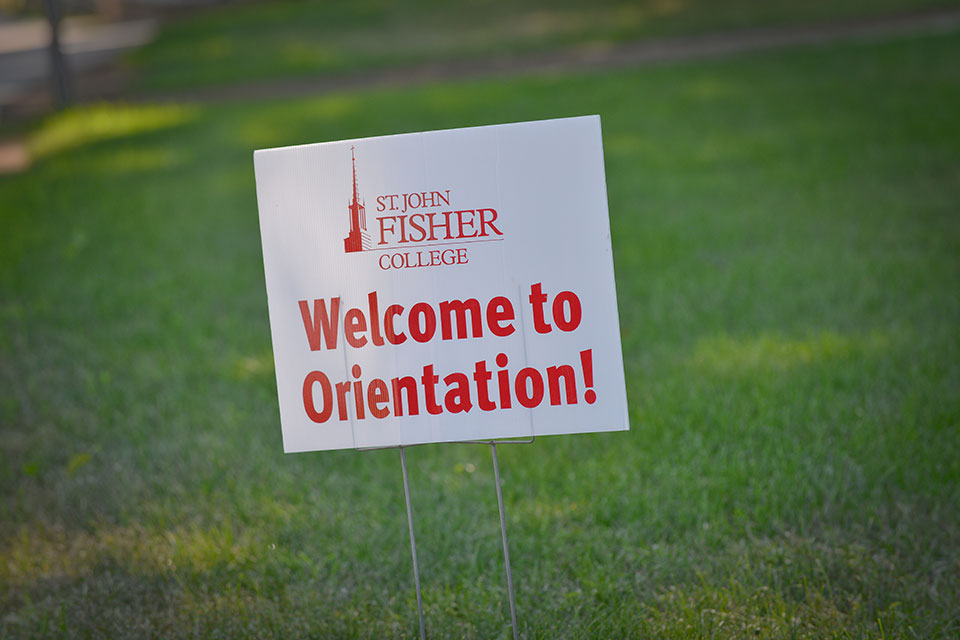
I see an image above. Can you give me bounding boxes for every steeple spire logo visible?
[343,146,371,253]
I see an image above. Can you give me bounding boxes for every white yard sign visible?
[254,115,628,452]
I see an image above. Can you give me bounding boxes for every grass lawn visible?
[129,0,960,92]
[2,27,960,639]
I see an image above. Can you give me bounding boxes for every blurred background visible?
[4,0,959,118]
[1,1,958,638]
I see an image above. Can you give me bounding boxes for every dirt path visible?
[152,8,960,104]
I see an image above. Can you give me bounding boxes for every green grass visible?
[130,0,960,92]
[2,29,959,639]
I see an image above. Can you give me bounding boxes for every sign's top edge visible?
[252,114,600,157]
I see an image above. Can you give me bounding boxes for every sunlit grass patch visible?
[689,330,889,375]
[0,522,266,588]
[229,352,275,382]
[646,579,853,638]
[81,146,188,175]
[641,533,920,638]
[238,97,358,149]
[28,104,200,160]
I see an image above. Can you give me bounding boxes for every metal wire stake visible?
[400,447,426,640]
[491,443,519,640]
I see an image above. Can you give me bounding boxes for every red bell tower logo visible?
[343,146,371,253]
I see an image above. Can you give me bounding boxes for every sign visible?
[254,115,628,452]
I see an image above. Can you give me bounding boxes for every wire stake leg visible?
[400,446,426,640]
[491,443,519,640]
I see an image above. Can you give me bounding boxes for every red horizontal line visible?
[364,238,505,252]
